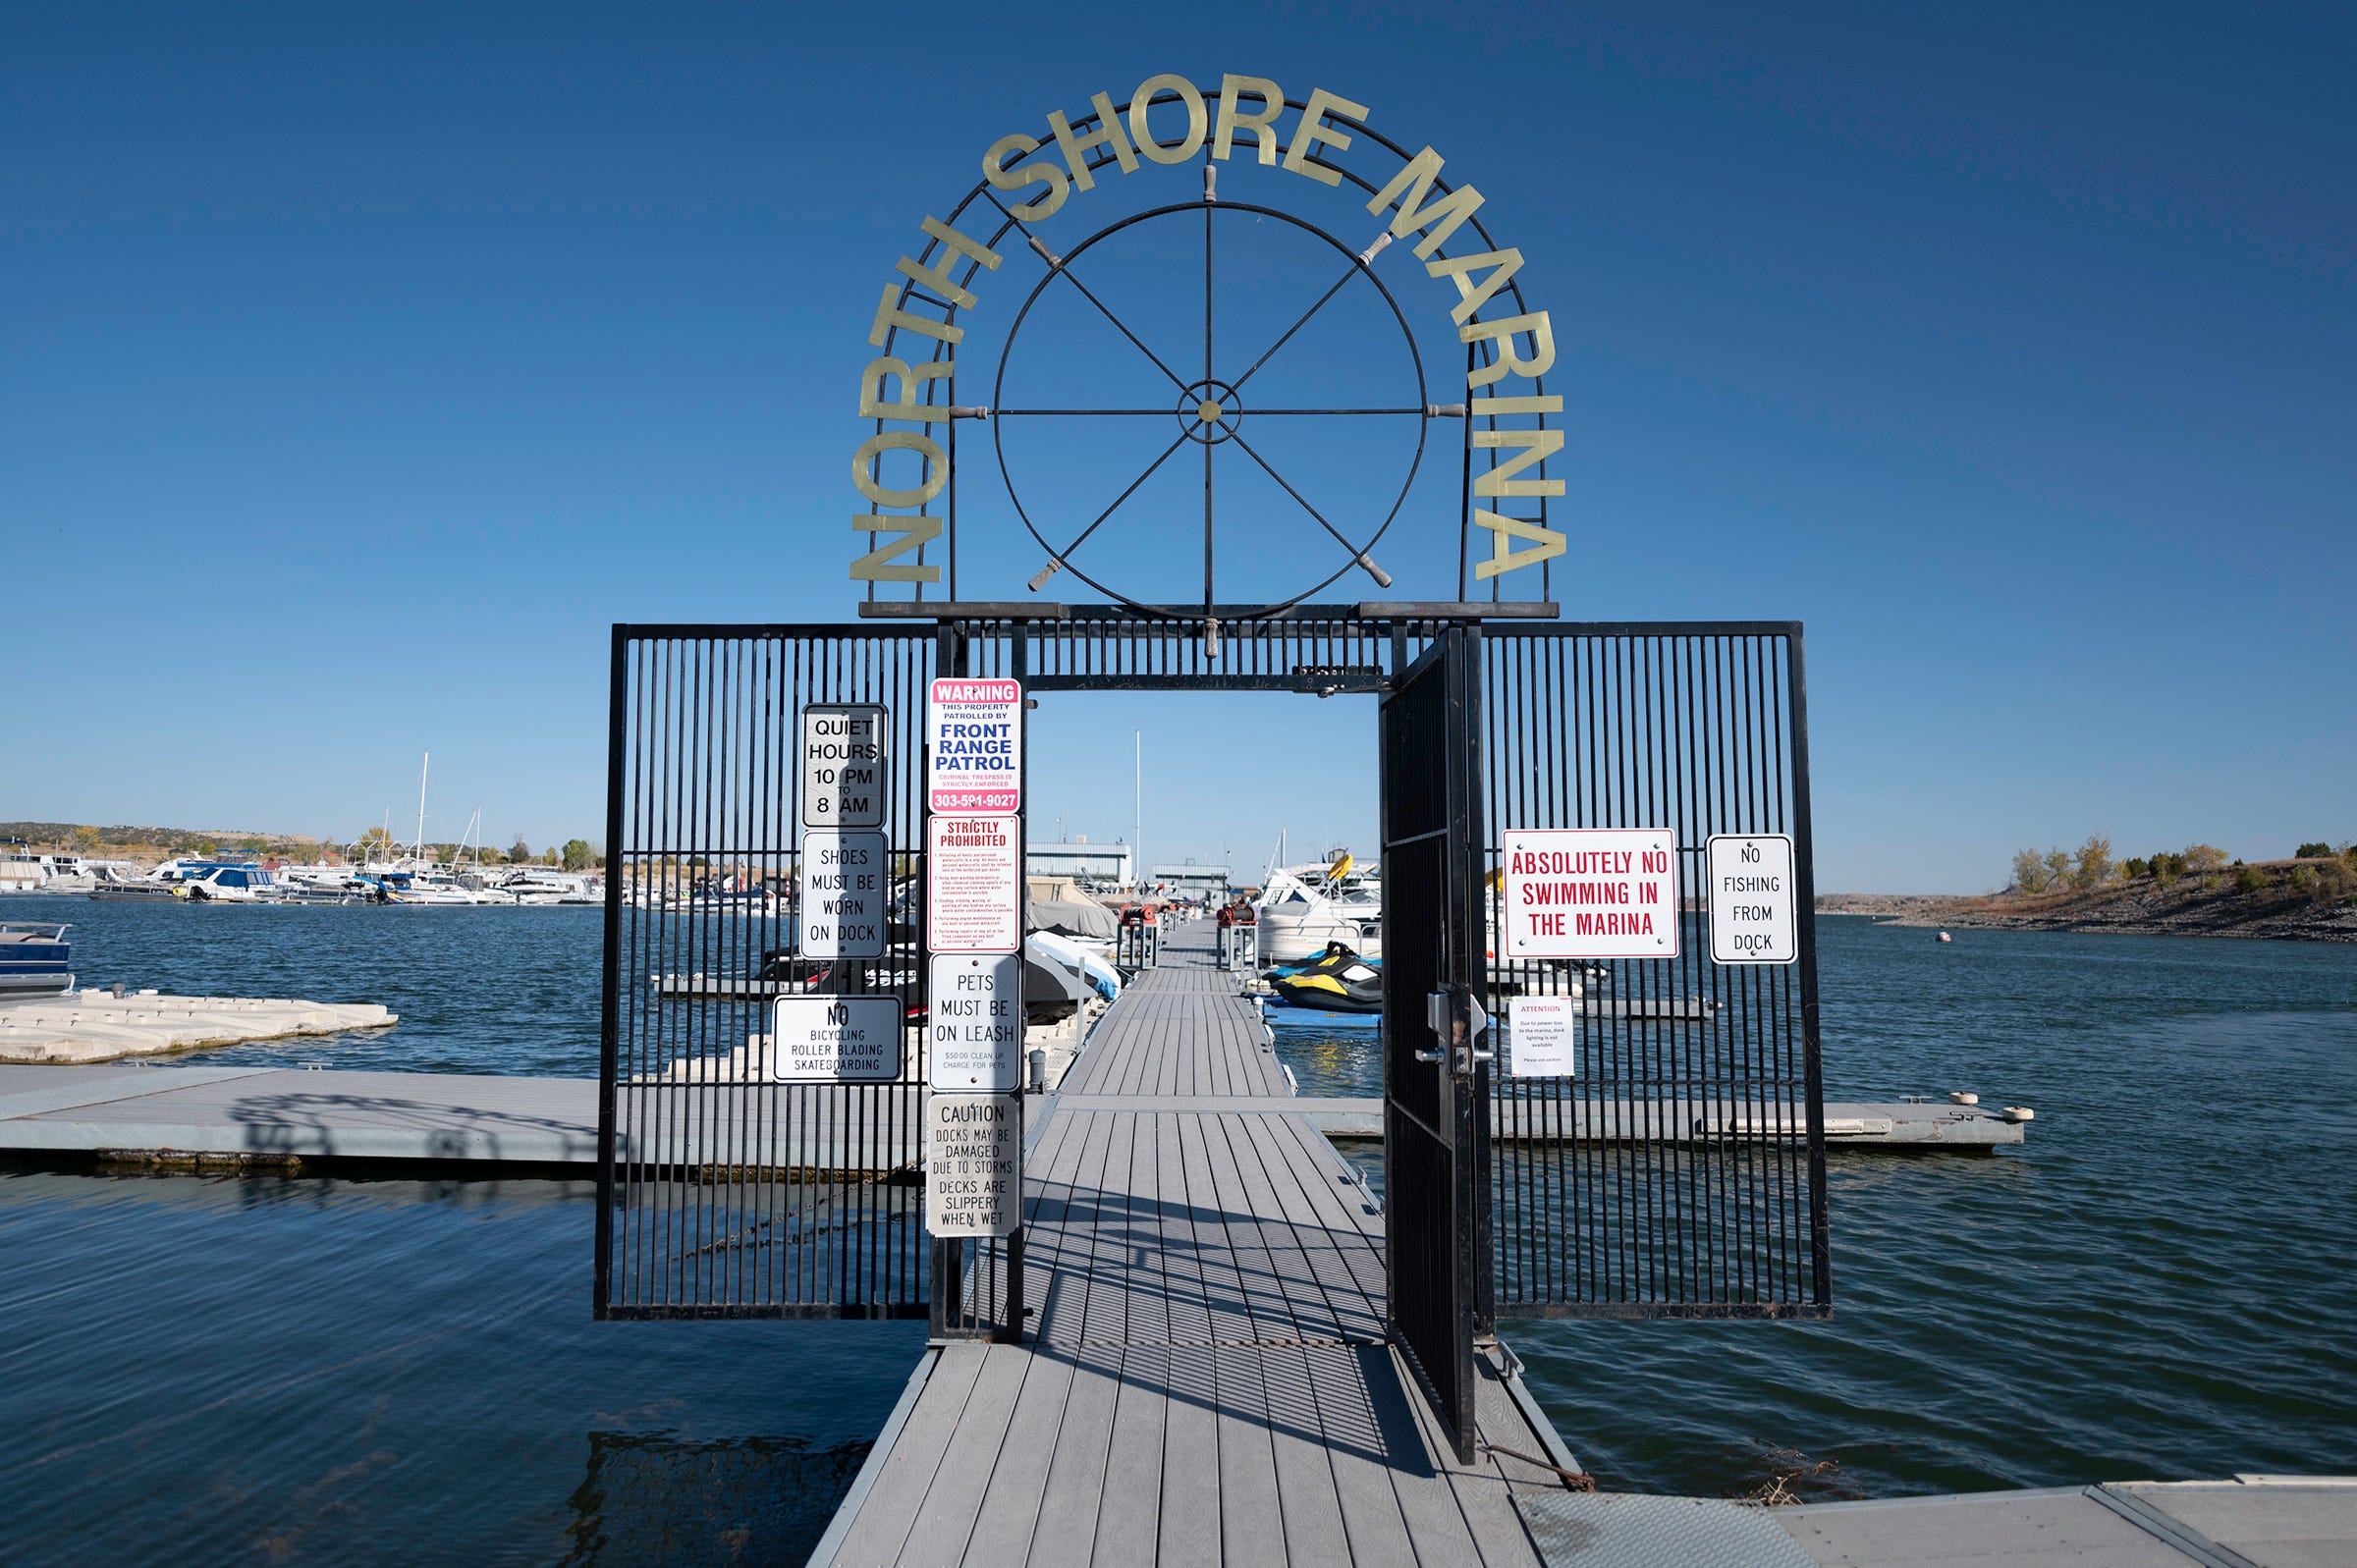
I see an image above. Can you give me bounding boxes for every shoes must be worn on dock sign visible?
[799,829,887,959]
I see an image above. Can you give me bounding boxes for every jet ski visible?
[1269,952,1383,1014]
[1263,941,1375,981]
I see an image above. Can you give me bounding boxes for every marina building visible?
[1023,838,1131,886]
[1150,862,1232,899]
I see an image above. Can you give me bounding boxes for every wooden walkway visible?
[814,923,1577,1568]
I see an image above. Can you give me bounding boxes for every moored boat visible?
[0,923,73,995]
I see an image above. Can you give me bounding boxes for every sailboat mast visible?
[414,753,429,860]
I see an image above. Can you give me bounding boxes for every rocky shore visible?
[1818,884,2357,944]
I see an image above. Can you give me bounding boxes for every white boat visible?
[1254,854,1383,962]
[179,864,279,902]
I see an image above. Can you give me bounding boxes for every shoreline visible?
[1817,890,2357,945]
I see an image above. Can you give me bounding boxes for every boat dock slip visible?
[813,925,1584,1567]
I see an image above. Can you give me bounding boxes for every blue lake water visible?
[3,894,2354,1556]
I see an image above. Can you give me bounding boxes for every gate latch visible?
[1423,988,1494,1073]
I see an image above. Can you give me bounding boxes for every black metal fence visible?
[597,615,1825,1328]
[597,626,937,1321]
[1479,625,1829,1318]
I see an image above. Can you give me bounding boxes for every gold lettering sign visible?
[855,75,1562,597]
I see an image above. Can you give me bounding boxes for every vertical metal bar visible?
[596,624,629,1317]
[1787,627,1831,1309]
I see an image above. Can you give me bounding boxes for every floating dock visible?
[0,992,395,1065]
[1508,1475,2357,1565]
[0,1068,2021,1169]
[810,926,1586,1568]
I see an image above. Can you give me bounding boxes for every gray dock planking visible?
[814,923,1576,1568]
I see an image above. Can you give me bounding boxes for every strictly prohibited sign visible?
[925,814,1020,952]
[1502,828,1679,959]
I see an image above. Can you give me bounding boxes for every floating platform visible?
[0,992,396,1064]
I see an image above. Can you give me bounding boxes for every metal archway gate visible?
[594,611,1830,1448]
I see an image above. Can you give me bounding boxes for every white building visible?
[1025,839,1133,886]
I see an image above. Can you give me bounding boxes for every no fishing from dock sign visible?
[1503,828,1680,959]
[1707,834,1796,964]
[928,678,1020,814]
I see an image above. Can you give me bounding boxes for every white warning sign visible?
[1507,995,1579,1077]
[1707,834,1797,965]
[928,677,1021,815]
[926,1094,1020,1236]
[1502,828,1680,959]
[769,995,902,1082]
[798,829,886,959]
[928,951,1022,1092]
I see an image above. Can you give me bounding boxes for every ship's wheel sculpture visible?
[991,190,1431,630]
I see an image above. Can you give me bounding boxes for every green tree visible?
[2121,856,2150,880]
[561,838,600,871]
[2041,847,2072,890]
[2072,835,2113,888]
[510,838,532,864]
[2234,864,2267,893]
[2295,841,2332,859]
[2010,848,2048,892]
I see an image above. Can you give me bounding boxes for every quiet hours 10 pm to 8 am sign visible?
[801,704,886,828]
[1502,828,1680,958]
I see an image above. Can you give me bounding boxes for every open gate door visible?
[1377,625,1489,1462]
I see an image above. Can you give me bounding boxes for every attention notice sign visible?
[1502,828,1680,959]
[928,677,1021,814]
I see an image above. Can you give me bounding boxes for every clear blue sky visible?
[5,3,2350,889]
